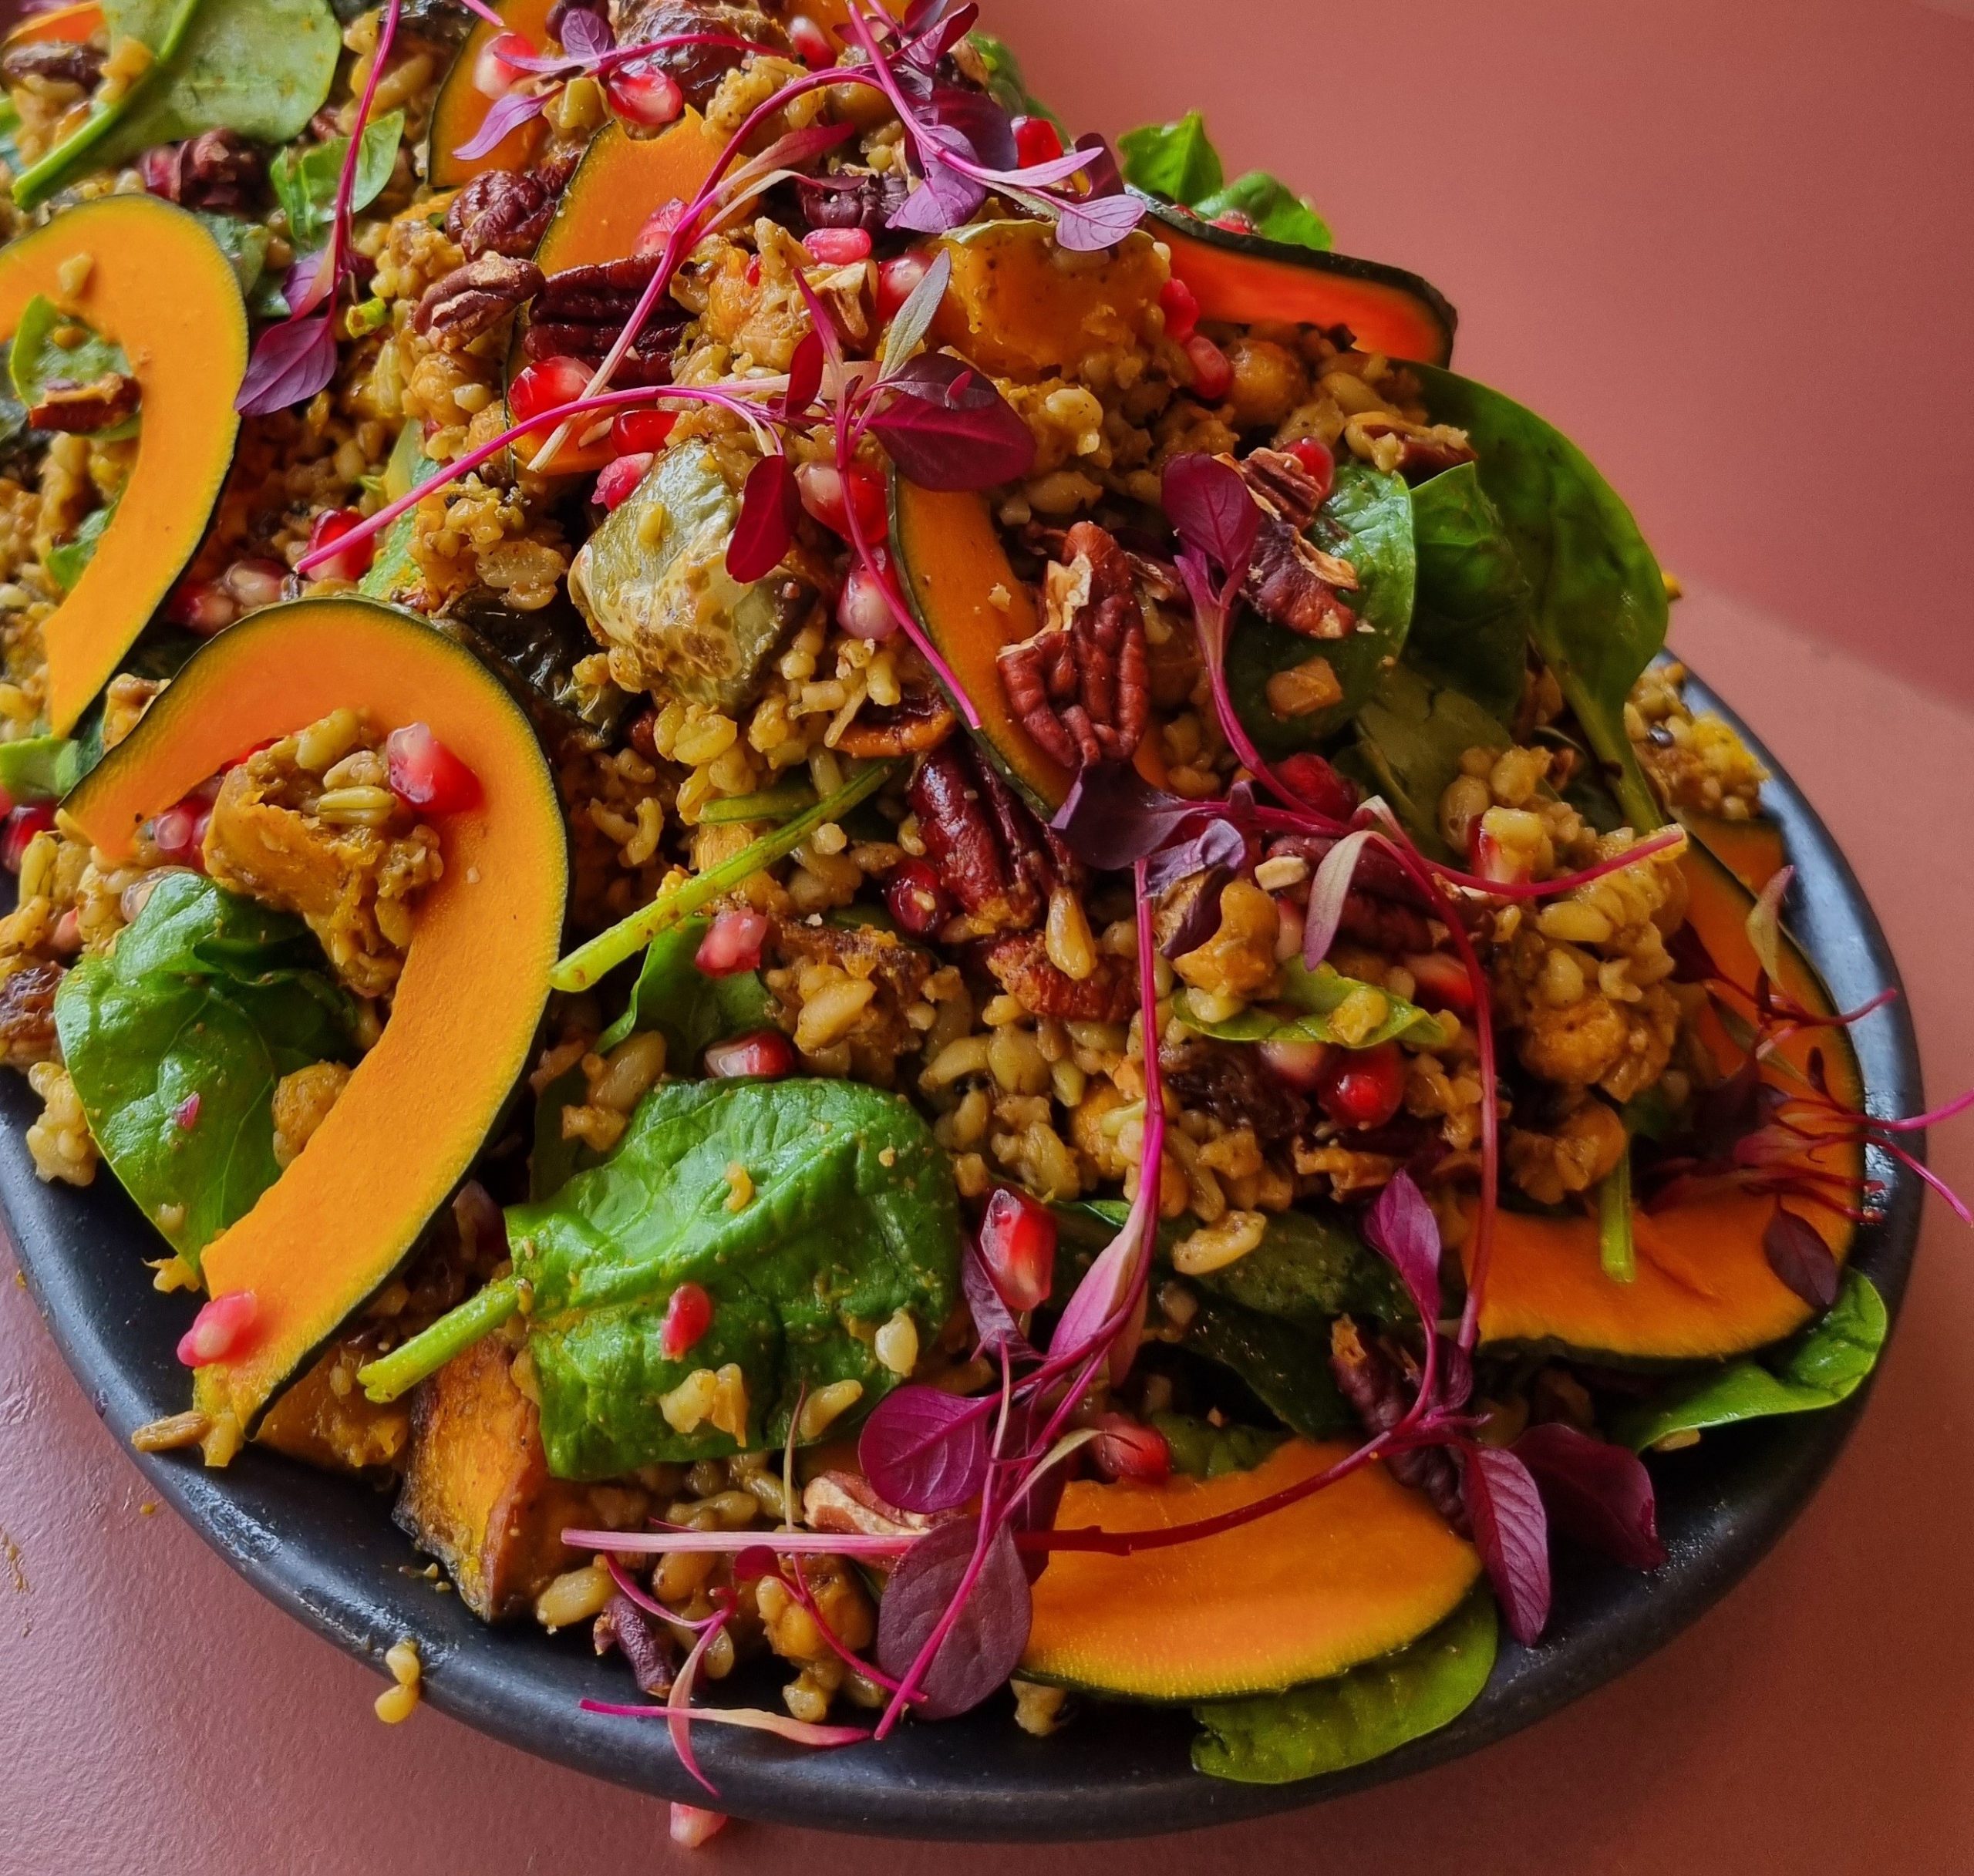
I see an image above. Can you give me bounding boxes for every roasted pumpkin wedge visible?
[1678,809,1786,899]
[1470,840,1865,1361]
[3,2,101,47]
[0,197,244,736]
[891,477,1166,813]
[1140,199,1457,367]
[63,599,569,1446]
[426,0,556,189]
[1022,1438,1480,1700]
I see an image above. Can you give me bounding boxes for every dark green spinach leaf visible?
[10,296,138,440]
[1152,1413,1285,1478]
[507,1077,960,1477]
[270,107,403,250]
[53,872,358,1269]
[595,915,774,1055]
[965,30,1059,128]
[1351,662,1511,859]
[1181,1297,1352,1440]
[191,210,273,297]
[1191,1588,1497,1783]
[1406,461,1531,720]
[1118,111,1332,250]
[46,500,116,593]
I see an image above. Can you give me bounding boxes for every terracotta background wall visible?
[2,3,1972,1873]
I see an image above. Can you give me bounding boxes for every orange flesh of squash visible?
[1680,811,1787,900]
[1022,1439,1480,1700]
[1150,205,1456,366]
[0,197,244,736]
[426,0,558,188]
[64,599,569,1436]
[1468,842,1865,1360]
[4,3,102,46]
[891,479,1167,813]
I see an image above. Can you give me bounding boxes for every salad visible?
[0,0,1960,1826]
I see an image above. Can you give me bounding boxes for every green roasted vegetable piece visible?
[1413,365,1667,831]
[0,734,83,801]
[1181,1296,1353,1440]
[52,873,358,1269]
[1614,1271,1887,1450]
[46,500,116,594]
[1225,461,1414,755]
[568,442,817,715]
[1406,460,1531,721]
[595,915,775,1055]
[507,1077,960,1477]
[13,0,342,211]
[1152,1413,1286,1479]
[1190,1588,1497,1783]
[1117,110,1332,250]
[1351,662,1511,859]
[1174,956,1447,1052]
[10,296,139,440]
[360,419,445,602]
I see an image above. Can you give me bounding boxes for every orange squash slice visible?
[426,0,557,189]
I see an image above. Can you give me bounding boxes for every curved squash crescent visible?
[0,196,246,735]
[65,599,570,1438]
[426,0,558,189]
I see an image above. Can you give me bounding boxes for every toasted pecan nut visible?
[615,0,789,106]
[835,689,955,759]
[415,253,544,349]
[1233,447,1359,641]
[1,39,103,89]
[446,169,558,261]
[982,932,1137,1022]
[1329,1316,1468,1530]
[0,960,62,1070]
[796,170,909,234]
[523,257,686,381]
[137,129,264,214]
[908,740,1076,939]
[29,372,140,434]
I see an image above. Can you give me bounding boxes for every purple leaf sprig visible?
[1455,1442,1551,1647]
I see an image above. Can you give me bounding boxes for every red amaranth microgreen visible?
[1514,1422,1667,1572]
[1455,1441,1552,1646]
[1762,1204,1841,1308]
[857,1381,993,1514]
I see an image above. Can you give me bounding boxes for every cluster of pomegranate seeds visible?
[1258,1035,1327,1091]
[508,354,592,429]
[150,798,213,868]
[1088,1413,1172,1484]
[659,1282,716,1360]
[305,508,376,584]
[1183,332,1234,401]
[978,1185,1056,1310]
[173,1093,202,1131]
[796,460,887,541]
[694,907,769,976]
[704,1029,794,1079]
[803,226,872,264]
[474,29,534,96]
[1314,1039,1406,1129]
[1275,749,1358,820]
[1406,950,1476,1013]
[385,722,482,815]
[176,1288,258,1367]
[1157,275,1200,343]
[883,857,950,935]
[166,557,291,636]
[593,450,653,510]
[606,63,684,127]
[2,803,53,874]
[1469,818,1532,887]
[634,197,687,257]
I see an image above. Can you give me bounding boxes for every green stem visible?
[550,759,896,992]
[696,780,819,826]
[356,1275,521,1403]
[1597,1141,1635,1283]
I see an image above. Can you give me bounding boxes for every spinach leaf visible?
[1226,461,1415,757]
[1152,1413,1285,1478]
[46,500,116,594]
[1175,957,1447,1052]
[53,872,358,1270]
[1191,1588,1497,1783]
[14,0,341,211]
[359,420,444,602]
[191,210,272,297]
[1413,365,1667,830]
[595,916,774,1056]
[10,296,138,440]
[507,1078,960,1477]
[1182,1296,1352,1440]
[1614,1271,1887,1451]
[965,30,1059,128]
[1350,662,1511,859]
[269,108,404,251]
[1406,462,1531,721]
[527,1060,587,1204]
[0,341,26,450]
[1118,110,1332,250]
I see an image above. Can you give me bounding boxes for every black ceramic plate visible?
[0,673,1925,1841]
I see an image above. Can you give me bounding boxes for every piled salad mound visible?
[0,0,1957,1802]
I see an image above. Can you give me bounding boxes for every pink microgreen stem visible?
[564,1527,911,1559]
[788,1554,915,1696]
[873,1471,1004,1738]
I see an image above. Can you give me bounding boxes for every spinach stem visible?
[550,760,896,992]
[356,1274,521,1403]
[1597,1142,1635,1283]
[696,780,819,826]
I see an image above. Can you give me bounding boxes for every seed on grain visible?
[794,972,875,1052]
[1539,900,1615,946]
[374,1681,420,1726]
[723,1161,754,1212]
[709,1364,750,1442]
[796,1377,864,1440]
[874,1309,919,1376]
[1171,1210,1268,1275]
[130,1410,211,1453]
[660,1367,720,1434]
[56,253,92,297]
[921,1035,990,1090]
[386,1639,422,1687]
[534,1564,614,1632]
[1253,854,1309,892]
[1044,886,1097,982]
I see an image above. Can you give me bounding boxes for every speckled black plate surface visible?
[0,672,1925,1841]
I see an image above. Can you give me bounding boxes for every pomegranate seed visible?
[606,63,682,128]
[659,1282,715,1360]
[704,1029,795,1079]
[0,783,12,819]
[509,354,591,429]
[874,252,931,324]
[592,451,653,511]
[1315,1040,1406,1130]
[1469,816,1533,886]
[837,561,899,641]
[795,460,887,542]
[3,803,55,872]
[386,722,483,816]
[1211,209,1255,234]
[884,857,951,937]
[1012,114,1064,167]
[633,197,687,258]
[305,509,374,584]
[669,1804,729,1850]
[51,908,79,955]
[803,226,872,264]
[473,29,534,96]
[1157,275,1199,344]
[1184,333,1233,402]
[166,578,237,636]
[1272,894,1305,962]
[745,254,762,288]
[176,1288,258,1367]
[1089,1413,1171,1483]
[611,406,676,454]
[1405,951,1476,1014]
[978,1186,1056,1312]
[695,908,769,977]
[1275,751,1359,820]
[150,804,204,864]
[1258,1035,1329,1090]
[221,557,289,612]
[787,13,834,66]
[1282,437,1335,504]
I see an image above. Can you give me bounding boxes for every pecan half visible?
[29,372,140,434]
[1160,1032,1305,1150]
[995,520,1150,772]
[615,0,789,107]
[414,252,545,350]
[446,168,558,261]
[835,688,955,759]
[137,129,264,214]
[795,170,909,234]
[982,932,1136,1022]
[1329,1317,1468,1530]
[594,1594,678,1699]
[0,960,62,1070]
[1234,447,1359,641]
[907,739,1076,939]
[1,39,104,89]
[524,256,684,386]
